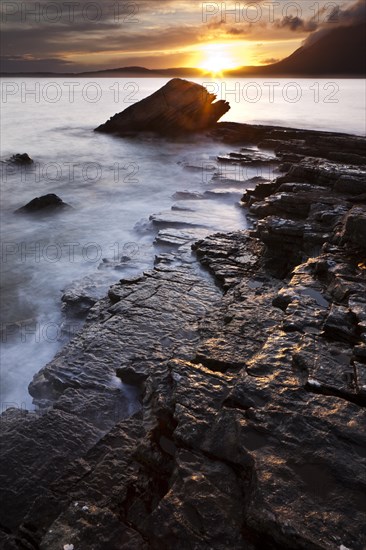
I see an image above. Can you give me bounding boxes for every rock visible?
[0,407,103,531]
[172,191,205,200]
[323,304,359,343]
[241,180,281,205]
[29,264,221,408]
[150,199,244,233]
[217,150,277,166]
[341,206,366,249]
[2,122,366,550]
[250,189,347,221]
[272,287,300,311]
[8,153,33,165]
[61,292,97,318]
[61,275,111,318]
[116,365,148,389]
[334,175,366,195]
[154,227,209,247]
[95,78,230,136]
[15,193,71,214]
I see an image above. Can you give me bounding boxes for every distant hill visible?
[0,66,203,78]
[229,23,366,77]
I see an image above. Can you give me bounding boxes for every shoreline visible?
[1,122,366,549]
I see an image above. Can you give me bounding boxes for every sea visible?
[1,77,365,409]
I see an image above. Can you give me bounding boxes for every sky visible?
[0,0,364,72]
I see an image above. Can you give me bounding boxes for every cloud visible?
[262,57,279,65]
[0,55,75,72]
[324,0,366,26]
[273,0,365,45]
[275,15,318,32]
[4,0,362,72]
[304,0,366,46]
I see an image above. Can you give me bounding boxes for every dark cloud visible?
[0,24,204,56]
[275,15,318,33]
[304,0,366,46]
[274,0,365,42]
[324,0,366,25]
[0,55,75,72]
[226,25,254,36]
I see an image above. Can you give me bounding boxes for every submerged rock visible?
[8,153,33,165]
[95,78,230,136]
[15,193,71,214]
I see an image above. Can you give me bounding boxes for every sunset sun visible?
[199,44,239,75]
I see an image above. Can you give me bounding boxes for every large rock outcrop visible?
[95,78,230,136]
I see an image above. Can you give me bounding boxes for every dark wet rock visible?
[15,193,71,214]
[241,180,282,205]
[334,174,366,195]
[116,365,148,388]
[8,152,33,165]
[324,304,359,343]
[276,158,365,187]
[2,123,366,550]
[172,190,205,200]
[353,344,366,362]
[61,274,119,319]
[95,78,230,136]
[154,227,209,247]
[341,205,366,249]
[40,501,148,550]
[150,199,243,233]
[30,264,220,408]
[204,189,242,199]
[61,288,98,318]
[150,209,209,229]
[217,150,277,166]
[272,287,300,311]
[0,407,103,531]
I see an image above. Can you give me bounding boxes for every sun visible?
[199,44,239,75]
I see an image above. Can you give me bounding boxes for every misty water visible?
[1,77,365,409]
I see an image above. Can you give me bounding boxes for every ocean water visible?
[0,77,365,409]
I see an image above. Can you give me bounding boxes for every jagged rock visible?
[15,193,71,214]
[95,78,230,136]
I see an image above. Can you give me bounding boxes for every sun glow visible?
[199,44,240,75]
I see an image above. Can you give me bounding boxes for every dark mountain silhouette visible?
[229,23,366,76]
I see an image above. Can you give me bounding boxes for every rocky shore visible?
[1,122,366,550]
